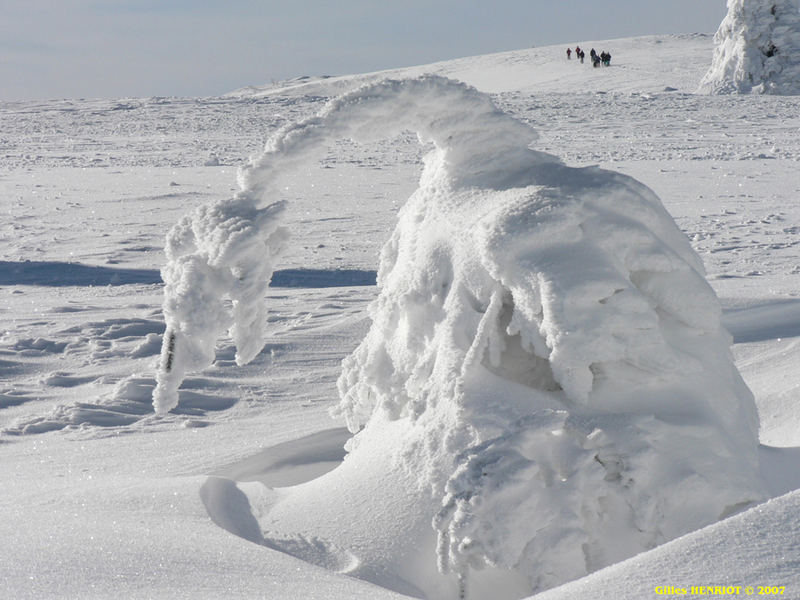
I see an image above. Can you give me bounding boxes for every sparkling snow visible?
[2,33,800,600]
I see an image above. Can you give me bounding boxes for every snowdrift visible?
[699,0,800,94]
[157,76,766,598]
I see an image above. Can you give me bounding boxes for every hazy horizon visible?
[2,0,727,101]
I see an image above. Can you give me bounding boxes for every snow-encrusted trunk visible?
[699,0,800,94]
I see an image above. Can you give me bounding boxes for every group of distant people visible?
[566,46,611,67]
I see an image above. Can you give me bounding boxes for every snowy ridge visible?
[536,486,800,600]
[226,34,715,98]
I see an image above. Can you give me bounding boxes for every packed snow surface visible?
[2,33,800,600]
[699,0,800,94]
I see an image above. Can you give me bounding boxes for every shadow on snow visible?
[0,261,377,289]
[0,261,162,287]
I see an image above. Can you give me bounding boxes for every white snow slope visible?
[2,34,800,600]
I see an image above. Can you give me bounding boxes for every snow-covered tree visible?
[699,0,800,94]
[158,76,767,598]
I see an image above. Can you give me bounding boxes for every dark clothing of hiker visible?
[567,48,572,59]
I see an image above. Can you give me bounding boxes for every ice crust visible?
[699,0,800,94]
[156,75,766,597]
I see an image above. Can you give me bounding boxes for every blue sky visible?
[1,1,727,101]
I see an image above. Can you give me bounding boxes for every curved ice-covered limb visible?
[153,75,556,414]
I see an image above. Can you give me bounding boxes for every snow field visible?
[1,33,799,600]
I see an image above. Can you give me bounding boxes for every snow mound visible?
[699,0,800,94]
[161,75,766,597]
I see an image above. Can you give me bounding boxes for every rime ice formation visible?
[153,198,289,414]
[699,0,800,94]
[158,76,766,598]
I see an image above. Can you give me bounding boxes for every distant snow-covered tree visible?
[699,0,800,94]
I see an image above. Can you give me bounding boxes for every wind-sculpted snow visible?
[699,0,800,95]
[157,76,766,598]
